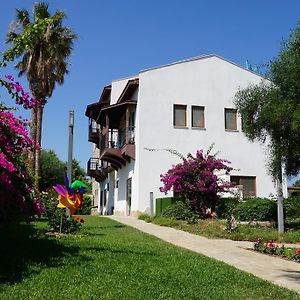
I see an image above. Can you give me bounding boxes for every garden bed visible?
[252,239,300,263]
[138,215,300,244]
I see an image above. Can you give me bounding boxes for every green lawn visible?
[142,216,300,244]
[0,216,299,299]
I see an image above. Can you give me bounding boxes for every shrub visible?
[216,197,240,218]
[232,198,277,221]
[162,201,198,224]
[138,214,153,222]
[159,147,233,217]
[75,194,92,215]
[152,216,180,227]
[284,196,300,219]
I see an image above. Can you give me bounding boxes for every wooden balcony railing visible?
[88,121,100,145]
[87,158,110,182]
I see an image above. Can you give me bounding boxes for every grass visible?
[0,216,299,299]
[139,215,300,244]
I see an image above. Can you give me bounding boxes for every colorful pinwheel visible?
[53,175,88,215]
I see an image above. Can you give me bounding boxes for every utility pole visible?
[67,110,74,217]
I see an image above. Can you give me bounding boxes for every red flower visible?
[295,248,300,255]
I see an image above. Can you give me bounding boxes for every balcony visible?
[99,127,135,170]
[88,119,100,145]
[87,158,111,182]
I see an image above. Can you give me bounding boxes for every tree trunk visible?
[276,162,284,233]
[34,104,44,191]
[28,106,37,172]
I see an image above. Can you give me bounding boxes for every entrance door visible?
[126,178,132,216]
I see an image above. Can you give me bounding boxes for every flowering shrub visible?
[253,239,300,262]
[0,75,41,221]
[160,148,233,217]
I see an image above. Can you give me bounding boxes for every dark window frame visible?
[225,108,238,131]
[230,175,256,198]
[191,105,205,128]
[173,104,187,127]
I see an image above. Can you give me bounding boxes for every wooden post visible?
[125,107,130,145]
[105,114,109,148]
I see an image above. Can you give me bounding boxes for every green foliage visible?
[155,196,185,215]
[138,214,153,222]
[151,216,180,227]
[40,148,90,192]
[293,180,300,187]
[235,23,300,178]
[64,159,86,181]
[284,196,300,219]
[216,197,240,218]
[232,198,277,221]
[161,201,198,224]
[75,194,92,215]
[40,149,65,191]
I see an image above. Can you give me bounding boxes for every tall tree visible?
[235,23,300,232]
[6,2,77,190]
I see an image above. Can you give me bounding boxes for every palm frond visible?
[33,2,50,21]
[15,9,30,27]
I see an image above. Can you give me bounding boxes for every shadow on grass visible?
[0,221,85,284]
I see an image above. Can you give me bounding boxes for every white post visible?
[150,192,154,216]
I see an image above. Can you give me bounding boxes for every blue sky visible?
[0,0,299,180]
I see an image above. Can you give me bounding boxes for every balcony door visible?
[126,178,132,216]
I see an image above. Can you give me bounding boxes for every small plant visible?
[161,201,198,224]
[75,194,92,215]
[253,239,300,262]
[138,214,153,223]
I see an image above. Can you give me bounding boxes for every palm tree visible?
[6,2,77,189]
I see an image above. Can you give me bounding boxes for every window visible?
[230,176,256,198]
[192,106,205,128]
[225,108,237,130]
[173,104,187,127]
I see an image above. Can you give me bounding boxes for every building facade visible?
[85,55,287,216]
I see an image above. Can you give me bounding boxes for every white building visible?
[85,54,286,216]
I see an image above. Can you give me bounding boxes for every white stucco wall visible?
[113,160,136,215]
[110,76,138,104]
[135,55,283,213]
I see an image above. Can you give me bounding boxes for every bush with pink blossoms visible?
[0,76,41,221]
[160,147,233,217]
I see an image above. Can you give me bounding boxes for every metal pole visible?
[66,110,74,218]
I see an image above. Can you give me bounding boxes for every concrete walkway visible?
[109,216,300,293]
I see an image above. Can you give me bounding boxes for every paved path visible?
[109,216,300,293]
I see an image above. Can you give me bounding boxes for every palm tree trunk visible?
[28,106,37,172]
[34,104,44,190]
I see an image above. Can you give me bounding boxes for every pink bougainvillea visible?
[0,76,41,221]
[160,149,233,216]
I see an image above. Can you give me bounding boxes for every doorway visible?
[126,178,132,216]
